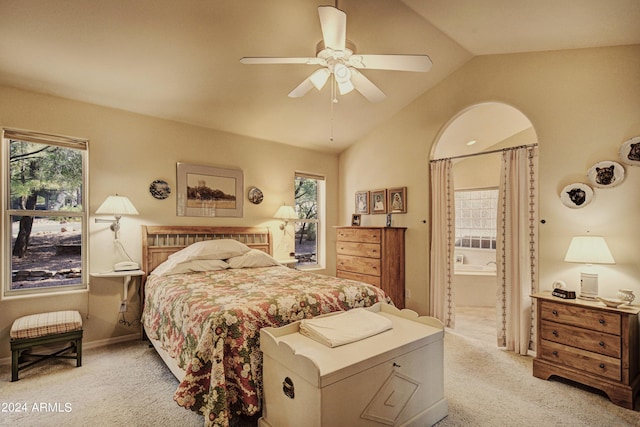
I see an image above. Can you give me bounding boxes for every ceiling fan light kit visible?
[240,5,432,104]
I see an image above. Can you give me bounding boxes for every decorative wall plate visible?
[149,179,171,200]
[560,183,593,208]
[619,136,640,166]
[587,160,625,188]
[248,187,263,204]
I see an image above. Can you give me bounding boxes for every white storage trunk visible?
[258,303,448,427]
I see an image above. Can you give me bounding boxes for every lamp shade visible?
[274,205,297,220]
[564,235,615,264]
[96,195,139,216]
[309,68,330,90]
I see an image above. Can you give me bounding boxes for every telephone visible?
[114,261,140,272]
[552,280,567,290]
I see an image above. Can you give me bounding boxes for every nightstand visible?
[277,258,298,268]
[90,270,145,334]
[90,270,145,302]
[531,291,640,409]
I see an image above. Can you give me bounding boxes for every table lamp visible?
[564,235,615,300]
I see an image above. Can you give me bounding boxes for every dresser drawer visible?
[540,320,621,358]
[336,228,381,243]
[336,270,381,287]
[540,300,621,335]
[336,241,381,258]
[539,339,621,381]
[336,255,381,276]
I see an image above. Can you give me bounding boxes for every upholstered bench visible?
[10,310,83,381]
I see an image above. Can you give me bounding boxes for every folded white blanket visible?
[299,308,393,348]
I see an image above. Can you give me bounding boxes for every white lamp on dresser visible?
[564,234,615,300]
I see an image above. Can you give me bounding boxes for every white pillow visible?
[227,249,282,269]
[152,258,229,276]
[168,239,251,262]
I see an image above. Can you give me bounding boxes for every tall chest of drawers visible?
[531,292,640,409]
[335,227,406,309]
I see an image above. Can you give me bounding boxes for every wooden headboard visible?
[141,225,273,278]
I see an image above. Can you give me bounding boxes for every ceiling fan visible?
[240,5,432,103]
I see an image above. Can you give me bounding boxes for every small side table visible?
[277,258,298,268]
[90,270,146,335]
[90,270,145,302]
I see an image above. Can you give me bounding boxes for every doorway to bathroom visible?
[430,102,538,348]
[453,187,499,344]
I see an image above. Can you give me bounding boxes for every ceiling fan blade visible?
[288,78,315,98]
[240,57,322,65]
[350,69,386,103]
[349,54,432,72]
[318,6,346,51]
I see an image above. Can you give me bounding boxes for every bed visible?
[140,226,392,427]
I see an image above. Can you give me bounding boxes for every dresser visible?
[258,303,448,427]
[531,292,640,409]
[335,227,406,309]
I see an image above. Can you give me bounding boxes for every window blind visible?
[3,128,88,150]
[295,171,325,181]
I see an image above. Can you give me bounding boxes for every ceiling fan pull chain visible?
[330,77,335,142]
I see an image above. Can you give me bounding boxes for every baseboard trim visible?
[0,333,139,366]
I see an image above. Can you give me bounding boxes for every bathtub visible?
[454,264,497,276]
[453,264,497,307]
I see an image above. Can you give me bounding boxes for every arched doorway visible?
[430,102,538,352]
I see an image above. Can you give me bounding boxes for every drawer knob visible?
[599,363,605,369]
[552,351,559,357]
[552,330,559,337]
[599,341,605,347]
[552,310,558,316]
[599,319,605,325]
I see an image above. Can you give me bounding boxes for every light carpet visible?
[1,327,640,426]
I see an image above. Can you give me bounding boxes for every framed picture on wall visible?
[388,187,407,213]
[371,189,387,214]
[176,162,243,217]
[355,191,369,214]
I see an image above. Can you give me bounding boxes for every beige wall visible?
[453,127,537,190]
[339,45,640,315]
[0,85,338,358]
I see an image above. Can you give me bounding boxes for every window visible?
[454,188,498,249]
[3,128,88,296]
[294,172,325,268]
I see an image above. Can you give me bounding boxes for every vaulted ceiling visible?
[1,0,639,154]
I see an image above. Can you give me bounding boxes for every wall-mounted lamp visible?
[274,205,298,230]
[564,234,615,300]
[95,194,139,240]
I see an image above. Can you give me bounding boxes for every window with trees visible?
[3,129,88,296]
[454,188,498,250]
[294,172,325,268]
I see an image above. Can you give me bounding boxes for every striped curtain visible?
[496,145,539,354]
[429,159,455,328]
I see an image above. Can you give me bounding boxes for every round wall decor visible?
[149,179,171,200]
[560,183,593,208]
[587,160,625,188]
[248,187,263,204]
[619,136,640,166]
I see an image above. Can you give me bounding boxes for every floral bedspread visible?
[142,266,391,427]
